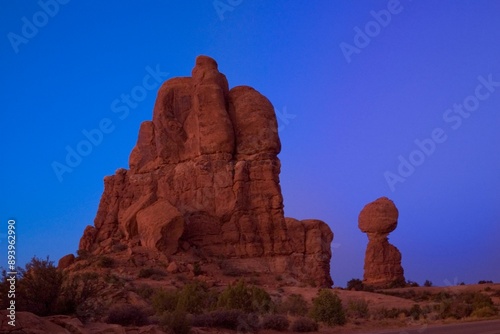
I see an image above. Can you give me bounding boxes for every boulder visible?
[58,254,75,270]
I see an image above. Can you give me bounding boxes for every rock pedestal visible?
[358,197,405,287]
[78,56,334,286]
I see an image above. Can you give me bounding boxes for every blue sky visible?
[1,1,499,287]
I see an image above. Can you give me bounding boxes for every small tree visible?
[424,280,433,287]
[346,278,364,291]
[16,257,63,316]
[217,279,273,313]
[177,281,215,314]
[309,289,346,326]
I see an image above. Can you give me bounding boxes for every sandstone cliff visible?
[78,56,334,286]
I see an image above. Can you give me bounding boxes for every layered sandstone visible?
[78,56,333,286]
[358,197,405,287]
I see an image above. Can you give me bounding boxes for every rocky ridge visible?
[77,56,334,286]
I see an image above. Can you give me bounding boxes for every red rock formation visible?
[358,197,405,287]
[78,56,334,286]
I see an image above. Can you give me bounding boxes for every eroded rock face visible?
[79,56,334,286]
[358,197,405,287]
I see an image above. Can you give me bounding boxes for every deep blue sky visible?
[1,1,499,287]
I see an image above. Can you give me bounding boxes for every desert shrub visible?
[346,298,369,319]
[478,280,493,284]
[372,307,405,320]
[190,310,247,330]
[104,274,124,286]
[423,280,433,287]
[4,257,63,316]
[177,281,216,314]
[436,292,496,319]
[437,298,472,319]
[406,280,420,287]
[471,306,498,318]
[152,282,217,315]
[217,280,273,313]
[409,304,422,320]
[160,310,190,334]
[278,293,309,316]
[309,289,346,326]
[135,283,155,299]
[470,292,495,309]
[152,288,179,314]
[290,317,319,332]
[138,268,166,279]
[97,256,114,268]
[261,314,289,331]
[388,279,407,288]
[57,272,101,318]
[106,304,149,326]
[346,278,374,291]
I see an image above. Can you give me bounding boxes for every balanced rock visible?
[358,197,405,287]
[79,56,334,286]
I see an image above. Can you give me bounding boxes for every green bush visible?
[135,283,155,299]
[436,291,497,319]
[261,314,289,331]
[177,281,216,314]
[372,307,405,320]
[151,282,217,315]
[309,289,346,326]
[152,288,179,314]
[406,280,420,287]
[106,304,149,326]
[160,310,190,334]
[278,293,309,316]
[346,278,364,291]
[409,304,422,320]
[3,257,63,316]
[346,298,369,319]
[57,272,101,319]
[217,280,273,313]
[471,306,498,318]
[290,317,319,332]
